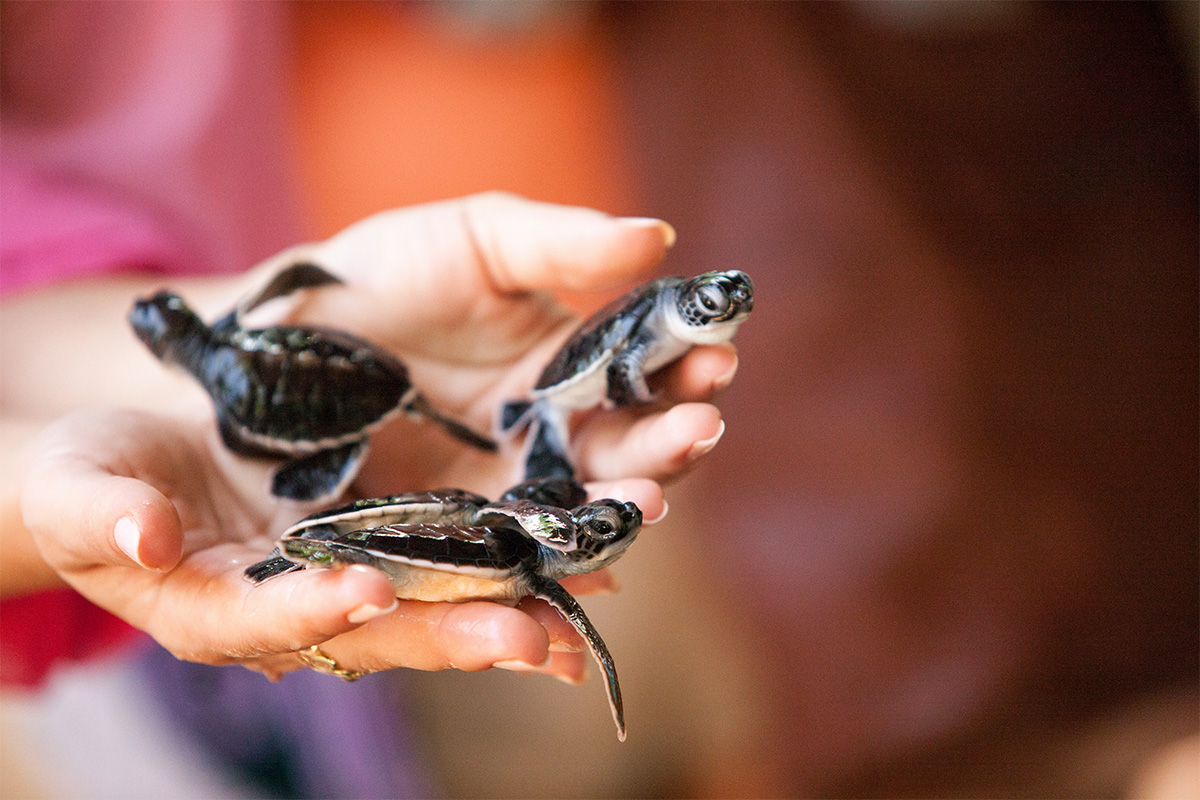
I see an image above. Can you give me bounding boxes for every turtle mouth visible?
[128,299,171,354]
[718,273,754,319]
[731,287,753,316]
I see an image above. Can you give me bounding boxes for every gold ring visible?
[297,645,366,682]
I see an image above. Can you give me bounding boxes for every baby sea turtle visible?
[244,478,589,583]
[501,270,754,480]
[129,263,497,502]
[246,480,640,740]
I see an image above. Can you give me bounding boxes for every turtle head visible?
[672,270,754,341]
[557,499,642,574]
[129,290,205,360]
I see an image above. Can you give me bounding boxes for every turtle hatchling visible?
[129,262,497,502]
[501,269,753,480]
[243,477,588,582]
[248,481,640,740]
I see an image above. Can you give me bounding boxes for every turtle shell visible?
[132,263,496,466]
[244,484,576,584]
[280,496,642,583]
[282,487,491,539]
[206,326,415,453]
[283,522,541,603]
[531,278,669,394]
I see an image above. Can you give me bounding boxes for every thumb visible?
[23,422,185,574]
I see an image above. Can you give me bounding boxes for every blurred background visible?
[2,1,1196,798]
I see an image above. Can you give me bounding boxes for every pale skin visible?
[7,192,739,683]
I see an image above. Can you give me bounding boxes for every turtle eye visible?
[698,285,731,316]
[579,507,624,539]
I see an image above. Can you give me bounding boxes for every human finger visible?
[518,596,586,653]
[23,445,185,573]
[458,192,676,294]
[584,476,667,524]
[576,402,726,484]
[180,560,401,662]
[560,570,620,597]
[651,343,740,401]
[283,597,592,685]
[499,651,589,685]
[317,599,555,675]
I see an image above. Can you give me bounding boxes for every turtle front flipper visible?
[271,441,367,502]
[238,262,345,316]
[243,552,302,583]
[403,393,498,453]
[605,330,657,406]
[245,521,344,584]
[528,574,626,741]
[499,477,587,509]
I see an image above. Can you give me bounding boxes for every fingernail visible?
[493,654,552,672]
[347,598,398,624]
[623,217,677,249]
[644,500,669,525]
[114,516,147,568]
[687,420,726,461]
[713,352,740,392]
[659,221,677,248]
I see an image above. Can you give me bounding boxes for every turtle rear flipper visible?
[404,393,497,452]
[271,441,367,502]
[524,414,575,482]
[529,574,625,741]
[499,400,534,434]
[280,538,381,569]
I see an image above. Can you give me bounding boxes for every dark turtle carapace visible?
[501,269,753,480]
[129,263,496,502]
[245,478,640,740]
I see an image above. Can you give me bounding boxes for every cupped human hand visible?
[21,406,662,681]
[249,191,738,496]
[22,194,741,680]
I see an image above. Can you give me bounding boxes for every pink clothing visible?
[0,163,196,295]
[1,1,304,289]
[1,1,306,684]
[0,161,194,687]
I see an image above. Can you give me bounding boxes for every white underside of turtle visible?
[303,559,524,604]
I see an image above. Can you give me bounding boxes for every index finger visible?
[457,192,676,294]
